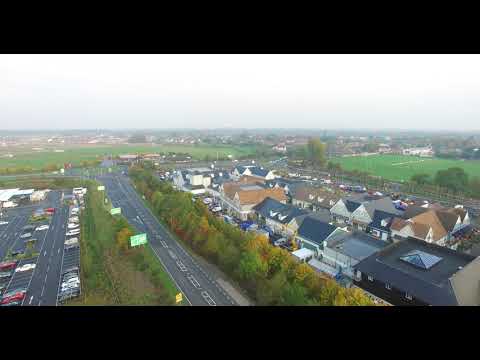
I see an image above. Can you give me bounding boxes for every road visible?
[98,173,239,306]
[24,192,69,306]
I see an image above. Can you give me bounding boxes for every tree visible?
[434,167,469,193]
[306,138,327,168]
[410,173,431,185]
[237,251,267,281]
[116,227,133,252]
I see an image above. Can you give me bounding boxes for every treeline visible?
[287,138,327,168]
[129,166,374,306]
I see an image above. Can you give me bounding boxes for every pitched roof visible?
[297,217,338,245]
[293,186,339,208]
[254,197,307,223]
[410,211,448,241]
[449,207,468,222]
[345,199,362,213]
[391,217,408,231]
[249,167,271,178]
[436,210,460,232]
[238,175,266,185]
[364,197,403,217]
[354,237,476,305]
[369,210,396,231]
[236,188,286,206]
[403,205,429,219]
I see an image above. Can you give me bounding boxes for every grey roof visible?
[354,237,476,306]
[364,197,403,217]
[326,231,387,261]
[403,205,429,219]
[345,199,362,213]
[250,167,271,178]
[369,209,395,232]
[297,217,338,246]
[254,197,308,224]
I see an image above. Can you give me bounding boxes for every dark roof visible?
[354,237,476,305]
[436,211,459,232]
[369,209,396,231]
[364,198,403,217]
[254,197,308,224]
[297,217,338,246]
[345,199,362,213]
[403,205,429,219]
[250,167,270,178]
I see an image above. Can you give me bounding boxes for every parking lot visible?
[0,189,84,306]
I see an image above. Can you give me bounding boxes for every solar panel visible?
[400,250,443,270]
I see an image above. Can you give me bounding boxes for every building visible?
[117,154,138,164]
[353,237,480,306]
[402,146,434,157]
[292,185,341,212]
[254,197,309,238]
[391,205,471,248]
[315,231,388,280]
[231,165,275,181]
[219,183,287,221]
[296,217,340,258]
[172,167,213,195]
[367,209,395,241]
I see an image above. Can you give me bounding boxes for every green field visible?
[332,155,480,182]
[0,144,256,170]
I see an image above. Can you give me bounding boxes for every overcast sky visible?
[1,54,479,131]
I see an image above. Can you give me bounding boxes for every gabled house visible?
[350,197,402,231]
[295,217,340,258]
[330,198,362,224]
[231,165,275,181]
[172,168,212,194]
[353,237,480,306]
[291,186,340,212]
[254,197,308,237]
[367,210,395,241]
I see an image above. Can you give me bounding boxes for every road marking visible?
[44,251,47,256]
[58,248,60,254]
[29,295,34,304]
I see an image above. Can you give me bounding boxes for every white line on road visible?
[29,296,34,305]
[44,251,47,256]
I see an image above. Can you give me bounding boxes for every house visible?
[330,198,362,224]
[353,237,480,306]
[402,146,434,157]
[219,184,287,221]
[392,205,471,248]
[367,210,395,241]
[316,231,388,280]
[350,197,402,231]
[172,168,212,195]
[231,165,275,181]
[254,197,308,238]
[292,186,340,212]
[296,217,340,258]
[272,143,287,153]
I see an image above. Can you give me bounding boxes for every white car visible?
[36,225,49,231]
[69,217,79,223]
[20,233,32,239]
[211,206,222,213]
[15,263,36,272]
[0,221,8,226]
[65,237,78,245]
[66,230,80,236]
[67,223,79,229]
[63,277,80,284]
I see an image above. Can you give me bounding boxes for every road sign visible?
[97,185,105,191]
[110,207,121,215]
[130,233,147,247]
[175,293,183,303]
[108,168,112,173]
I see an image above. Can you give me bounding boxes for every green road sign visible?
[110,207,121,215]
[97,185,105,191]
[130,233,147,247]
[108,168,112,173]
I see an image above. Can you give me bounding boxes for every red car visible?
[45,207,55,214]
[0,292,25,305]
[0,261,17,271]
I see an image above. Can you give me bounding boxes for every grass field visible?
[332,154,480,182]
[0,144,257,170]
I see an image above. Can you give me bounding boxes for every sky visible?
[1,54,480,131]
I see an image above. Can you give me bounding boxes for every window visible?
[385,283,391,290]
[405,293,412,300]
[368,275,374,282]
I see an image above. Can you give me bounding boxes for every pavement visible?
[0,191,70,306]
[97,173,241,306]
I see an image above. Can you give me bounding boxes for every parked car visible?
[211,206,222,213]
[0,292,25,305]
[0,300,22,306]
[22,225,35,232]
[63,266,79,274]
[15,263,36,272]
[67,223,79,229]
[36,225,49,231]
[20,232,32,239]
[45,207,55,214]
[0,271,13,279]
[66,230,80,236]
[0,221,8,226]
[0,261,17,271]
